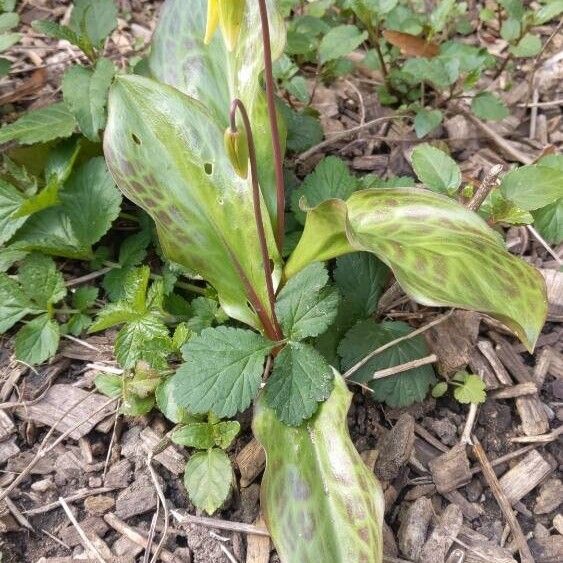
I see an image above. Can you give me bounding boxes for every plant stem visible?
[257,0,285,254]
[367,22,388,78]
[229,99,283,341]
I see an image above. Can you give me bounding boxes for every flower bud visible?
[204,0,219,44]
[218,0,245,52]
[224,127,249,179]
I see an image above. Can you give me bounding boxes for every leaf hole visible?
[204,162,213,175]
[131,133,141,145]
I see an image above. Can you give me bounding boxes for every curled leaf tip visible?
[204,0,219,44]
[218,0,245,51]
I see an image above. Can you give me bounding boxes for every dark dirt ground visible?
[0,1,562,562]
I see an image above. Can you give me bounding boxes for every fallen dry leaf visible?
[383,30,439,58]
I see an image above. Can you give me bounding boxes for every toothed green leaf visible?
[18,253,66,308]
[411,144,461,194]
[15,314,59,365]
[0,273,35,333]
[184,448,232,515]
[172,327,274,418]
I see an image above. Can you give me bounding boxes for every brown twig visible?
[24,487,116,516]
[466,164,504,211]
[472,437,534,563]
[370,354,437,381]
[171,510,270,536]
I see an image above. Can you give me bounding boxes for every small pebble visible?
[31,478,53,493]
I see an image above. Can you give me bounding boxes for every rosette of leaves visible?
[103,1,547,561]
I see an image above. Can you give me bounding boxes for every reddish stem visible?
[257,0,285,254]
[229,99,283,341]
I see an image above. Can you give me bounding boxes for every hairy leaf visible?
[62,59,115,141]
[148,0,285,224]
[0,103,76,145]
[184,448,232,514]
[339,320,437,407]
[18,253,66,308]
[290,157,358,224]
[275,262,339,341]
[254,371,384,562]
[0,273,35,333]
[104,75,281,331]
[263,342,333,426]
[15,314,59,365]
[172,327,274,418]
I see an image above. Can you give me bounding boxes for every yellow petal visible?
[204,0,219,44]
[218,0,245,52]
[224,127,249,179]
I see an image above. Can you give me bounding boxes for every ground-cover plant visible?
[0,1,559,561]
[98,0,548,560]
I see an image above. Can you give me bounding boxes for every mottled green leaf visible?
[213,421,240,449]
[172,327,274,418]
[264,342,333,426]
[104,75,281,332]
[275,262,339,341]
[184,448,232,514]
[291,157,358,224]
[62,59,115,141]
[0,103,76,145]
[500,163,563,211]
[411,144,461,194]
[339,320,436,407]
[0,273,34,333]
[254,371,384,562]
[15,314,59,365]
[148,0,286,225]
[345,189,546,350]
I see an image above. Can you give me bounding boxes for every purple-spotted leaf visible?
[148,0,286,225]
[253,371,384,562]
[103,75,281,332]
[345,189,546,350]
[285,188,547,350]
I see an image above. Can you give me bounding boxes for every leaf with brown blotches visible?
[383,30,439,58]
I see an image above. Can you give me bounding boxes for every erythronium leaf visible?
[62,58,115,141]
[411,144,461,194]
[172,327,274,418]
[289,188,546,350]
[284,199,353,280]
[0,103,76,145]
[104,75,281,331]
[345,189,547,350]
[339,320,437,408]
[532,199,563,244]
[263,341,333,426]
[0,273,35,333]
[15,314,59,365]
[275,262,339,341]
[290,157,358,225]
[149,0,286,225]
[500,162,563,211]
[184,448,232,514]
[254,371,384,562]
[18,253,66,308]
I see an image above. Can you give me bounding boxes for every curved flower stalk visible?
[254,371,384,563]
[148,0,286,228]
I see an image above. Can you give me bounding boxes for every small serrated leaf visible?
[15,314,59,365]
[264,341,333,426]
[0,272,34,333]
[184,448,232,515]
[453,373,486,404]
[18,253,66,308]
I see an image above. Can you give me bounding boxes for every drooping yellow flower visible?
[204,0,219,44]
[224,127,249,179]
[218,0,245,52]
